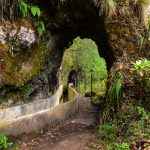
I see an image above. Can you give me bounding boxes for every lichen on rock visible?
[60,37,108,96]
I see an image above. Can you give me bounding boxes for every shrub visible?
[98,123,117,142]
[107,72,123,106]
[133,59,150,107]
[133,59,150,72]
[18,0,45,35]
[0,134,13,150]
[113,143,130,150]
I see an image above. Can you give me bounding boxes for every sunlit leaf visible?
[31,6,41,17]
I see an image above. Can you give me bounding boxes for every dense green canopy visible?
[60,37,107,95]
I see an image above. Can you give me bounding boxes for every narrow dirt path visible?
[14,97,101,150]
[15,120,99,150]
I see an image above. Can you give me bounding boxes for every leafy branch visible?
[18,0,45,35]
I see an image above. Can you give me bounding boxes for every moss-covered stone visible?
[0,20,49,87]
[0,43,48,87]
[60,37,108,96]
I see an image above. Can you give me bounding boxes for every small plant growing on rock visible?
[113,143,130,150]
[98,123,117,142]
[18,0,45,35]
[133,59,150,106]
[0,134,13,150]
[133,59,150,72]
[19,0,41,18]
[107,72,124,110]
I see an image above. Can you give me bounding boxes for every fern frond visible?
[107,72,123,106]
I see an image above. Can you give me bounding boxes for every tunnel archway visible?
[31,0,116,94]
[44,0,115,70]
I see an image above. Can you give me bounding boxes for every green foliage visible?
[31,6,41,17]
[60,37,107,96]
[107,143,130,150]
[19,0,41,18]
[19,0,28,17]
[18,0,45,35]
[107,72,123,106]
[20,84,33,99]
[98,123,117,142]
[126,106,150,141]
[98,104,149,149]
[133,59,150,103]
[133,59,150,71]
[97,123,131,150]
[136,106,149,119]
[37,21,46,36]
[113,143,130,150]
[0,134,8,149]
[100,72,124,123]
[0,134,12,150]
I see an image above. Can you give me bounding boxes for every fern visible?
[19,0,28,17]
[0,134,13,150]
[37,21,46,36]
[133,59,150,71]
[31,6,41,17]
[113,143,130,150]
[19,0,41,18]
[98,123,117,142]
[18,0,45,36]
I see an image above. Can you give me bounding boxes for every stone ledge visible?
[0,85,71,136]
[0,99,78,136]
[0,85,94,136]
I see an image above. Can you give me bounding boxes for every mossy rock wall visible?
[0,20,48,87]
[60,37,107,96]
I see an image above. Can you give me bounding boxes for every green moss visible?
[2,43,48,86]
[138,0,150,5]
[0,83,34,104]
[60,37,108,96]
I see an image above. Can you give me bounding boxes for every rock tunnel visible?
[33,0,115,69]
[0,0,115,101]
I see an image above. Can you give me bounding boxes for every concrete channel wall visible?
[0,85,80,136]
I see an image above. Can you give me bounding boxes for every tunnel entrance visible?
[33,0,116,94]
[68,70,78,87]
[45,0,115,70]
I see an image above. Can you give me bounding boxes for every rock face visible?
[0,19,51,104]
[60,37,107,96]
[0,20,49,87]
[104,0,150,102]
[0,0,149,104]
[105,0,150,59]
[0,21,36,47]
